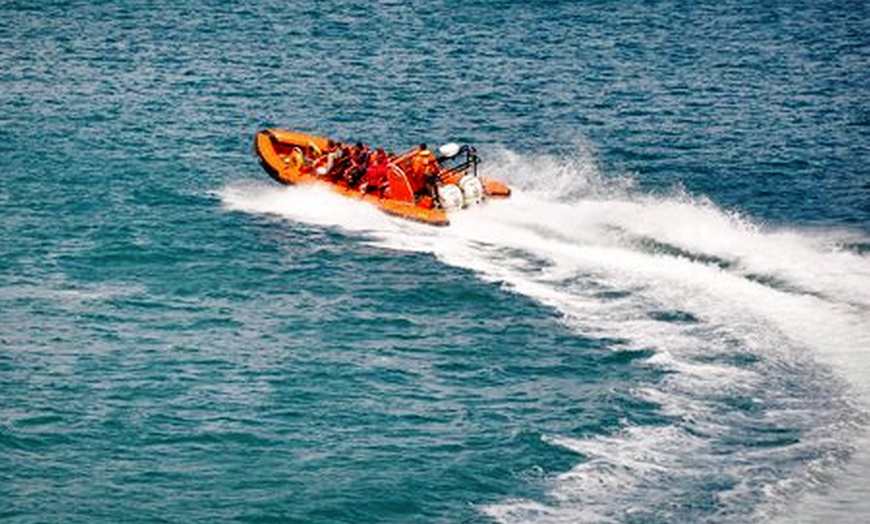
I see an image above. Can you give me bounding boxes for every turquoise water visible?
[2,1,869,522]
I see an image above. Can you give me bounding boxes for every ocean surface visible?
[2,1,869,522]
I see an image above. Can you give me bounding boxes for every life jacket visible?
[290,147,305,169]
[365,160,389,186]
[410,150,437,192]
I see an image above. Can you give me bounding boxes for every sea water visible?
[1,1,868,522]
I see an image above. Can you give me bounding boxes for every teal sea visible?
[2,1,869,522]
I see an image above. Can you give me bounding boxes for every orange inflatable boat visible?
[254,128,511,226]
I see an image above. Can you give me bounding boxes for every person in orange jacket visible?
[410,144,440,196]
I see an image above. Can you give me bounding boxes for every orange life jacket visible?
[410,150,437,192]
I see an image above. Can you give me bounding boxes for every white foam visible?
[218,181,398,232]
[224,151,870,522]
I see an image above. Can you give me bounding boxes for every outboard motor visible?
[458,174,484,205]
[436,184,464,210]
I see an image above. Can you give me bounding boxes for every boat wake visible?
[220,147,870,522]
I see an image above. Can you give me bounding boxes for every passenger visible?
[410,143,440,197]
[360,148,389,196]
[329,143,353,183]
[307,141,322,158]
[289,147,305,170]
[344,142,370,188]
[315,140,341,177]
[300,145,320,174]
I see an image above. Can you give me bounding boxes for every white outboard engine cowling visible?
[436,184,464,210]
[458,174,484,205]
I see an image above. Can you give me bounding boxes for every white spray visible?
[221,146,870,523]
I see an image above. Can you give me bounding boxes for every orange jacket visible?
[410,150,438,192]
